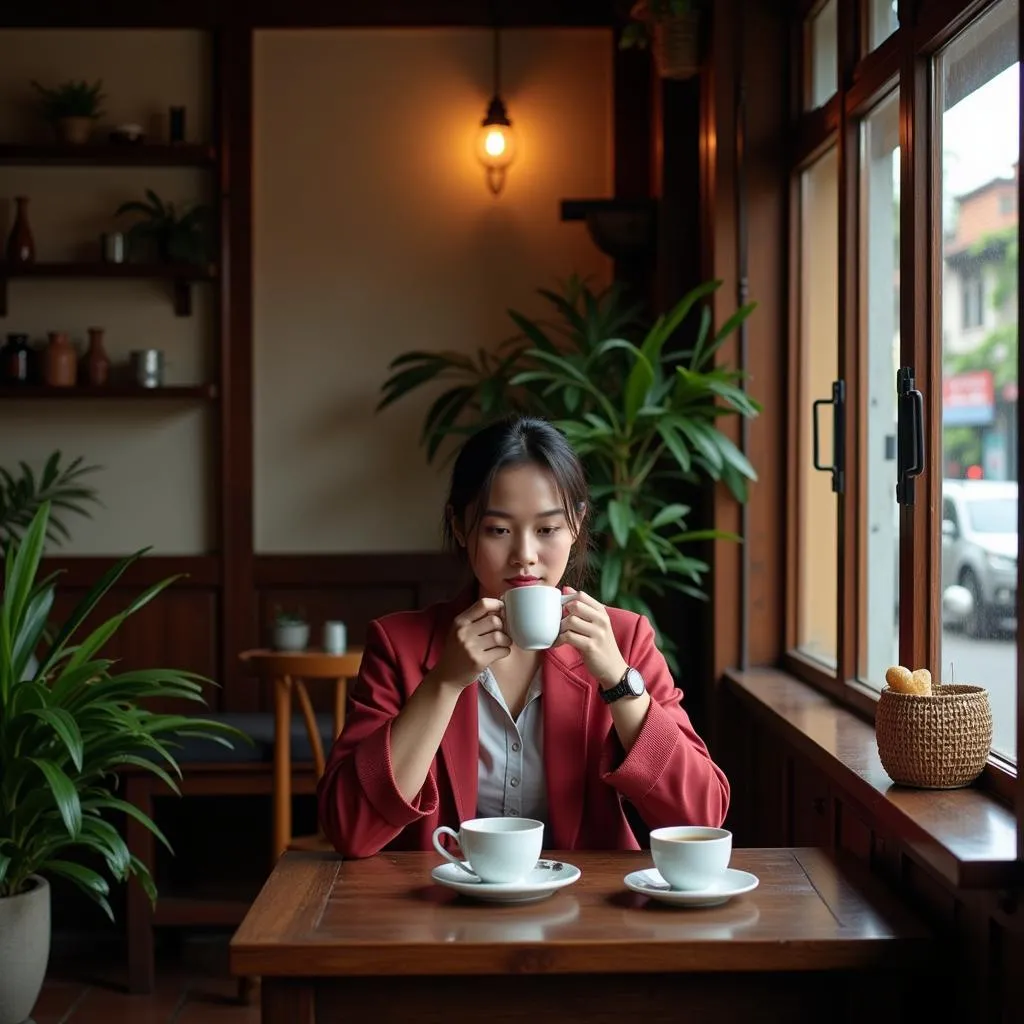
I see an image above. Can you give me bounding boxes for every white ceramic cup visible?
[502,585,573,650]
[431,816,544,884]
[649,826,732,891]
[323,620,347,654]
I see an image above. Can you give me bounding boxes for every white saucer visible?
[431,859,581,903]
[623,867,759,907]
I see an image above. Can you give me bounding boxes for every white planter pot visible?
[273,622,309,651]
[0,875,51,1024]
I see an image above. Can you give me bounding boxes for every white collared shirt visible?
[475,667,548,826]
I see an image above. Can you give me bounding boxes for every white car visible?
[941,479,1018,637]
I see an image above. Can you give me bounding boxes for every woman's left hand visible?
[553,590,629,690]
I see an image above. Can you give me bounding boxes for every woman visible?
[317,416,729,857]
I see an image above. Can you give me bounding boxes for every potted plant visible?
[114,189,213,266]
[30,78,105,144]
[0,503,242,1024]
[0,452,101,549]
[619,1,709,80]
[272,607,309,652]
[377,276,759,669]
[1,451,102,684]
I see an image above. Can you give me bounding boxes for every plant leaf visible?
[26,707,84,772]
[28,758,82,838]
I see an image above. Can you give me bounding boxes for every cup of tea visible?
[431,816,543,884]
[502,585,573,650]
[649,826,732,891]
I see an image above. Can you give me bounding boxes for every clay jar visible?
[83,327,110,386]
[44,331,77,387]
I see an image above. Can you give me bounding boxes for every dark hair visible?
[443,416,590,589]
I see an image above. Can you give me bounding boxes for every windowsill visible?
[722,666,1022,891]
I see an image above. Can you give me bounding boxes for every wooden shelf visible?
[0,384,217,401]
[0,261,217,317]
[560,198,657,263]
[0,142,216,167]
[0,261,215,280]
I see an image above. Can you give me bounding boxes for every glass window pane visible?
[809,0,838,109]
[860,90,901,687]
[938,0,1018,763]
[868,0,899,51]
[798,148,839,668]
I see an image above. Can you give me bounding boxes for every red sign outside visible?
[942,370,995,426]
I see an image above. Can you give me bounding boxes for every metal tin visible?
[102,232,125,264]
[130,349,164,388]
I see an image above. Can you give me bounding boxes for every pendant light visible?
[476,22,516,195]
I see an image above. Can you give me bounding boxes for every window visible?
[867,0,898,51]
[808,0,838,109]
[789,0,1020,776]
[937,0,1018,763]
[860,90,901,687]
[961,274,984,330]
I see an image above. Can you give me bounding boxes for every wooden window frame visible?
[785,0,1020,811]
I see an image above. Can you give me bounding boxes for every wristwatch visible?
[600,666,646,704]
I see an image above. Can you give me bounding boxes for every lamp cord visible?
[492,23,501,97]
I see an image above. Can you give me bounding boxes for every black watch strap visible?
[600,667,643,704]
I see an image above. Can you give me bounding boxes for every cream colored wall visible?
[0,28,611,556]
[253,28,612,553]
[0,30,213,555]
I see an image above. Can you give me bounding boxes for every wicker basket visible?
[875,684,992,789]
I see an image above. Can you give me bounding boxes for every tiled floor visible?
[28,933,260,1024]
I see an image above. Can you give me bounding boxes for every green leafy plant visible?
[0,503,243,913]
[619,0,708,49]
[30,78,106,121]
[273,606,307,626]
[115,189,213,266]
[378,275,760,667]
[0,453,101,551]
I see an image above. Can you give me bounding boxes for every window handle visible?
[812,379,845,494]
[896,366,925,506]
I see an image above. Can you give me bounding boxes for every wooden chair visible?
[238,647,363,859]
[122,647,363,995]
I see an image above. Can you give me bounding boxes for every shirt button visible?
[510,777,520,787]
[511,741,521,752]
[509,808,520,815]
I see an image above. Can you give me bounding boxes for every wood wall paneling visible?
[789,756,833,848]
[46,580,219,714]
[249,553,465,711]
[217,25,259,713]
[721,688,1024,1022]
[707,0,790,679]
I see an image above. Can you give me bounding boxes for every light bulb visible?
[476,96,517,195]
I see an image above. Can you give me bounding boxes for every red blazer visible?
[317,591,730,858]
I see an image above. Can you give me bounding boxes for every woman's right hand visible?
[432,597,511,688]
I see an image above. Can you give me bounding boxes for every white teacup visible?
[432,816,543,884]
[650,826,732,891]
[502,585,573,650]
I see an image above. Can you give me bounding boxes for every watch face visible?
[625,667,645,696]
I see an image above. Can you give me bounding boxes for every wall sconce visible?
[476,24,516,195]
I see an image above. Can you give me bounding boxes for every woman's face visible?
[453,463,576,600]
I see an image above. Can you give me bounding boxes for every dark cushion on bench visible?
[166,711,339,765]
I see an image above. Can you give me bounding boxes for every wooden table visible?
[230,849,935,1023]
